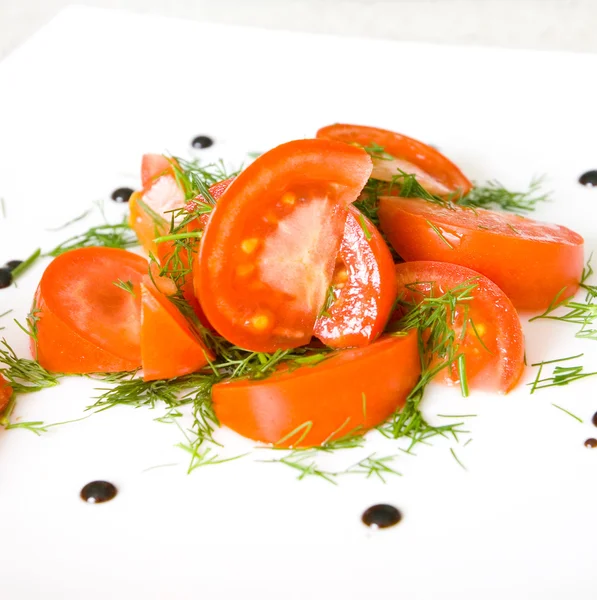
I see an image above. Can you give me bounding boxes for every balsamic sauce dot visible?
[80,480,118,504]
[110,187,134,203]
[579,170,597,187]
[192,135,214,150]
[362,504,402,529]
[584,438,597,449]
[5,260,22,271]
[592,412,597,428]
[0,268,12,289]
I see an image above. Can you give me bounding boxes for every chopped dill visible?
[46,222,137,256]
[0,339,60,394]
[528,353,597,393]
[113,279,135,296]
[10,248,41,282]
[425,220,454,249]
[450,447,467,471]
[551,403,583,423]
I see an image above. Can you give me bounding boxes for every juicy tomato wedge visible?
[34,247,147,373]
[141,153,174,188]
[212,331,420,447]
[156,177,234,325]
[0,374,13,413]
[140,276,213,381]
[196,139,373,352]
[394,261,525,392]
[379,196,585,310]
[314,207,397,348]
[317,123,472,197]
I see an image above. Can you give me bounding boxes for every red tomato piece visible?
[140,276,213,381]
[0,374,13,413]
[33,247,147,373]
[196,139,373,352]
[141,153,174,188]
[314,207,397,348]
[379,196,585,310]
[394,261,525,393]
[212,331,420,447]
[317,123,472,197]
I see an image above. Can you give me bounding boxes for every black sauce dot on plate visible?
[592,412,597,428]
[5,260,22,271]
[191,135,214,150]
[579,171,597,187]
[0,268,12,289]
[80,480,118,504]
[362,504,402,529]
[110,187,134,203]
[584,438,597,449]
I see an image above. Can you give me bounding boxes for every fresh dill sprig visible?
[10,248,41,282]
[345,453,401,482]
[456,176,550,213]
[46,208,93,231]
[529,256,597,340]
[46,222,137,256]
[0,339,60,394]
[450,447,467,471]
[113,279,135,296]
[528,353,597,393]
[261,449,340,485]
[551,403,583,423]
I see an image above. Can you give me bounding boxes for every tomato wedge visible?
[0,374,12,413]
[196,139,373,352]
[140,276,213,381]
[212,331,420,447]
[394,261,525,393]
[314,207,397,348]
[141,153,174,188]
[34,247,147,373]
[317,123,472,197]
[379,196,585,310]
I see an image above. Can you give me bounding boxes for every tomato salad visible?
[1,124,587,451]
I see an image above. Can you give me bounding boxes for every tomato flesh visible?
[317,123,472,197]
[140,276,213,381]
[379,196,585,310]
[141,153,174,188]
[196,139,373,352]
[34,247,147,372]
[394,261,525,393]
[314,207,397,348]
[0,374,13,413]
[212,332,420,447]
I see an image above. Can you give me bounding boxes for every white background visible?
[1,0,597,61]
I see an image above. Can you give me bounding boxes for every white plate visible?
[1,7,596,600]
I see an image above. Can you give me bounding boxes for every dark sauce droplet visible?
[362,504,402,529]
[192,135,214,150]
[80,480,117,504]
[0,268,12,289]
[592,412,597,428]
[111,187,134,203]
[5,260,22,271]
[579,170,597,187]
[584,438,597,449]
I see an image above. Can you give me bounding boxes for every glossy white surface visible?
[0,7,596,599]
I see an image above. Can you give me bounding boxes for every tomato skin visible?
[394,261,525,393]
[0,374,13,413]
[212,331,420,447]
[317,123,472,197]
[379,196,584,310]
[314,207,397,348]
[34,247,147,373]
[196,139,373,353]
[140,277,213,381]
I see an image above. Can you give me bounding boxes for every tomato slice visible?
[378,196,585,310]
[317,124,472,197]
[394,261,525,393]
[212,331,420,447]
[34,247,147,373]
[141,153,174,188]
[140,276,213,381]
[0,374,13,413]
[196,139,373,352]
[313,207,397,348]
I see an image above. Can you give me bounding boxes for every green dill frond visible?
[46,222,137,256]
